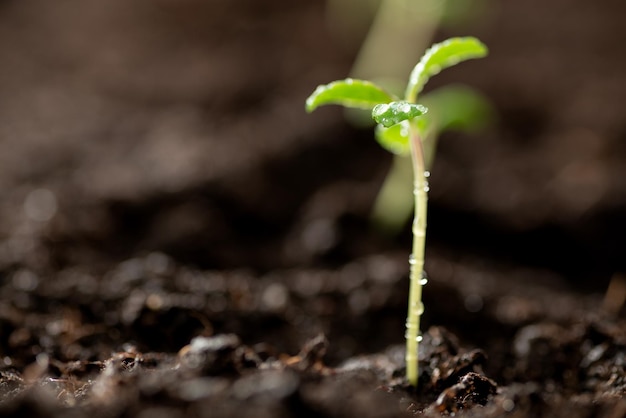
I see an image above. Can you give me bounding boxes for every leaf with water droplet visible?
[372,101,427,128]
[305,79,396,113]
[406,37,488,102]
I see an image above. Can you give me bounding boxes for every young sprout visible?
[305,37,488,386]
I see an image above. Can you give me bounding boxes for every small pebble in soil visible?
[433,372,497,413]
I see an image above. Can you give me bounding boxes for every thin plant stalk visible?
[405,123,428,387]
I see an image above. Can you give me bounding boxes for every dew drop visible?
[419,271,428,286]
[412,301,424,315]
[408,254,416,265]
[373,104,389,116]
[406,328,423,345]
[424,171,431,178]
[400,103,411,113]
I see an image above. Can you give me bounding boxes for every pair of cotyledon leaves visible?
[305,37,488,156]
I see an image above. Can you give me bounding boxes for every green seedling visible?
[306,37,488,386]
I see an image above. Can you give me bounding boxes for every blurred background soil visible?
[1,0,626,284]
[0,0,625,412]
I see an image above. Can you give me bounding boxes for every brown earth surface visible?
[0,0,624,416]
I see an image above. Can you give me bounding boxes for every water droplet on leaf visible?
[373,104,389,117]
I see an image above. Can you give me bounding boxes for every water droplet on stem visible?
[411,301,424,315]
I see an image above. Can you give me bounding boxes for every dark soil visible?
[0,0,625,417]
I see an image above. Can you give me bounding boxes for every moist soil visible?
[0,0,625,417]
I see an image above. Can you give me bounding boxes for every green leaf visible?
[375,121,410,155]
[420,85,494,133]
[405,37,488,102]
[372,101,428,128]
[305,78,395,113]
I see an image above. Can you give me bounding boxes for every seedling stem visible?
[405,125,427,385]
